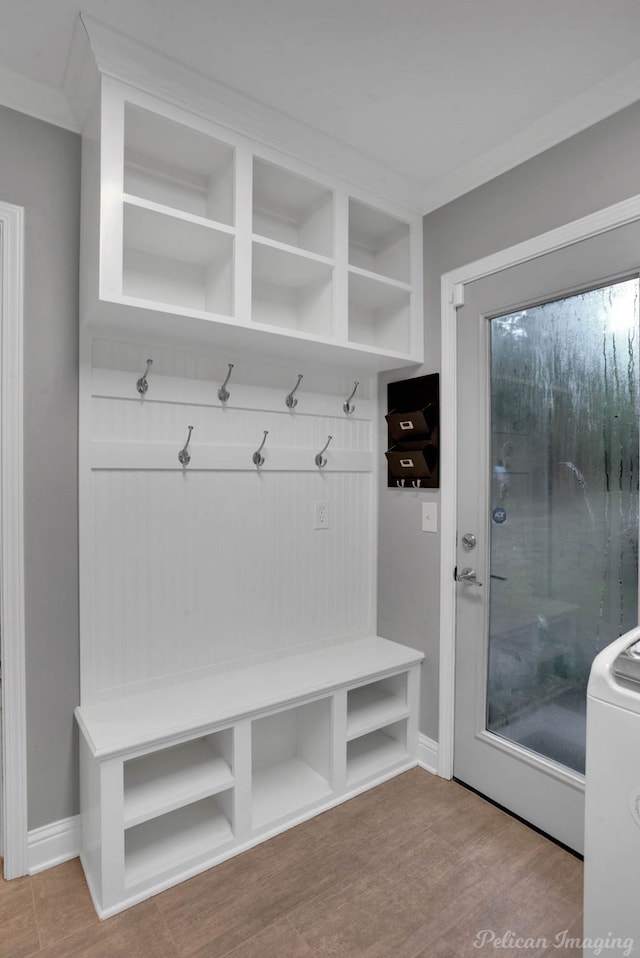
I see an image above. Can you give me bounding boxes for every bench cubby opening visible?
[251,697,333,829]
[124,790,235,888]
[123,728,234,828]
[346,672,409,740]
[346,719,409,786]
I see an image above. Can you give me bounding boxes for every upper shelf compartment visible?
[124,104,235,226]
[122,202,234,317]
[253,159,333,258]
[349,200,410,284]
[73,61,423,369]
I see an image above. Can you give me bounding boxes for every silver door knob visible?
[456,567,483,587]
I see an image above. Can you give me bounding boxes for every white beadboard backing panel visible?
[91,395,373,449]
[91,338,376,400]
[90,469,374,695]
[82,335,378,702]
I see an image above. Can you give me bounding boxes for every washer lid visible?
[613,638,640,685]
[588,627,640,710]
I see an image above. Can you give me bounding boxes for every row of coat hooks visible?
[136,360,360,415]
[175,424,333,469]
[395,479,428,488]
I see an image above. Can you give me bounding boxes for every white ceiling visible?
[2,0,640,211]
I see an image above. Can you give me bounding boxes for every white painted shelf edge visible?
[84,301,420,373]
[123,194,237,237]
[347,264,412,292]
[123,741,234,827]
[346,685,410,740]
[251,233,336,269]
[76,635,423,758]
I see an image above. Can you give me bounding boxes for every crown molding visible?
[3,13,640,214]
[63,14,423,213]
[419,55,640,214]
[0,63,77,132]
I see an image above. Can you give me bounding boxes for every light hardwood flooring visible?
[1,768,583,958]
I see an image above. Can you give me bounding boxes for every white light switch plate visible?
[421,501,438,533]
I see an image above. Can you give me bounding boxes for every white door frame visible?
[0,201,28,877]
[438,192,640,779]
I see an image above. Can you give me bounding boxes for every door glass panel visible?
[487,277,639,773]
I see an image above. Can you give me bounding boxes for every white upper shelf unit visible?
[69,27,423,372]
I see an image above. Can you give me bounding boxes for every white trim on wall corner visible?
[0,201,28,879]
[419,56,640,214]
[438,191,640,782]
[27,816,81,875]
[417,734,439,776]
[0,63,78,132]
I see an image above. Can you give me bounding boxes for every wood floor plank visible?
[30,858,98,947]
[287,826,480,958]
[157,811,371,958]
[34,900,179,958]
[221,918,316,958]
[0,874,40,958]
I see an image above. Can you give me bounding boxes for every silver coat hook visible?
[217,363,234,403]
[315,435,333,468]
[253,430,268,467]
[285,374,303,409]
[412,479,422,488]
[343,381,359,415]
[136,358,153,395]
[397,479,405,487]
[178,425,193,466]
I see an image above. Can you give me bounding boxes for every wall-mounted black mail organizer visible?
[385,373,439,488]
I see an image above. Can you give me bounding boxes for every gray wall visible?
[378,98,640,743]
[0,105,80,829]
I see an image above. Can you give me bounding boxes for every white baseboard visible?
[417,733,439,775]
[27,815,81,875]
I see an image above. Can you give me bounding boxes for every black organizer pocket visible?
[386,374,439,488]
[385,440,438,480]
[386,404,438,443]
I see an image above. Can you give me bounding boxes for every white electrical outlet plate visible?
[421,501,438,533]
[314,500,330,529]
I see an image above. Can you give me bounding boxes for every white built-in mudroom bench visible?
[67,15,426,917]
[76,637,422,917]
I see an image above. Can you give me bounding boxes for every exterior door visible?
[454,220,640,853]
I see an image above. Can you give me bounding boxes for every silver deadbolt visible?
[461,532,477,550]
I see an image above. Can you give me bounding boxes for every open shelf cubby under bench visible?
[76,635,423,918]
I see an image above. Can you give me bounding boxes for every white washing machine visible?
[584,627,640,956]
